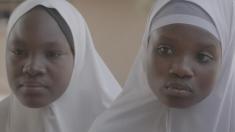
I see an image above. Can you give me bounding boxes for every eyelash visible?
[153,45,214,64]
[196,52,214,64]
[154,45,174,56]
[45,50,64,59]
[11,49,27,56]
[10,48,64,59]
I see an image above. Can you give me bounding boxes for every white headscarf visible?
[88,0,235,132]
[0,0,122,132]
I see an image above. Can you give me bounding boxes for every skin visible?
[147,24,221,108]
[6,7,74,108]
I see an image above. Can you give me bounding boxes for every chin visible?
[165,102,193,109]
[23,102,48,108]
[160,97,196,109]
[19,97,50,108]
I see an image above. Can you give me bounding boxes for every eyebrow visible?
[11,37,65,49]
[43,41,68,50]
[153,34,179,45]
[10,38,26,46]
[196,41,218,50]
[158,33,219,46]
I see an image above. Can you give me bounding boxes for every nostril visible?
[22,59,46,76]
[22,64,37,76]
[169,64,194,79]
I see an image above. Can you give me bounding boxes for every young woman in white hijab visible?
[0,0,122,132]
[88,0,235,132]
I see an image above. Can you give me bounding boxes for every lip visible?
[162,81,193,97]
[19,80,48,89]
[23,83,44,87]
[22,81,45,87]
[19,81,48,96]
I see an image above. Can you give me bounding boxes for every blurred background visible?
[0,0,154,100]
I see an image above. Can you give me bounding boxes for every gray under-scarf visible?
[150,1,220,40]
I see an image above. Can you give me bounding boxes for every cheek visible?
[195,64,219,95]
[147,56,171,92]
[151,57,171,79]
[6,54,22,85]
[48,57,74,98]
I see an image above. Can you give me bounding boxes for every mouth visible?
[163,81,193,97]
[23,83,44,88]
[21,81,46,88]
[18,81,48,95]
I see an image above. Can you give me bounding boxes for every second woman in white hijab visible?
[0,0,122,132]
[88,0,235,132]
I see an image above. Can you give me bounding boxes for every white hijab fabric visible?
[88,0,235,132]
[0,0,122,132]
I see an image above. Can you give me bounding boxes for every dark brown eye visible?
[197,52,214,64]
[154,45,174,56]
[11,48,26,56]
[46,50,64,59]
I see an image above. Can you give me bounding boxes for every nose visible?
[169,57,194,79]
[22,55,46,77]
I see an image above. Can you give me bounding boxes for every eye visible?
[154,45,174,56]
[10,48,26,56]
[46,50,64,59]
[197,52,214,64]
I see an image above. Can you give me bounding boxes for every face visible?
[6,8,74,108]
[147,24,221,108]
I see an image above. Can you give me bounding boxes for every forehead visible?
[149,24,220,47]
[8,7,68,47]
